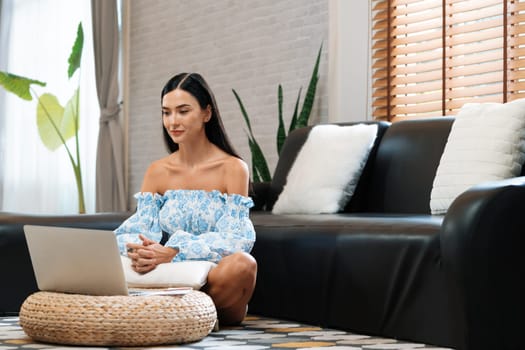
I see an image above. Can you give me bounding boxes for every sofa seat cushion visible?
[250,212,443,236]
[249,213,457,347]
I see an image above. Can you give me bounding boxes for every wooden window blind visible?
[372,0,525,121]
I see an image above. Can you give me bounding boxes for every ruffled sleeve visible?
[113,192,165,255]
[163,191,255,263]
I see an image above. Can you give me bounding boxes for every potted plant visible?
[232,44,322,182]
[0,22,87,213]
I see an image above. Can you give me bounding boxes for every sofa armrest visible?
[440,177,524,350]
[250,182,272,211]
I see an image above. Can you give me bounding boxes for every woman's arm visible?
[113,191,164,255]
[164,223,256,264]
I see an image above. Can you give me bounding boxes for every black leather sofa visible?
[247,117,523,350]
[0,118,522,350]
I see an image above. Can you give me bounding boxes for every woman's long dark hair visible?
[161,73,241,159]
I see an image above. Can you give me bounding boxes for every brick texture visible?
[127,0,329,203]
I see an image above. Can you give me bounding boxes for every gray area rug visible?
[0,315,453,349]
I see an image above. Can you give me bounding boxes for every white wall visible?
[328,0,371,122]
[126,0,329,203]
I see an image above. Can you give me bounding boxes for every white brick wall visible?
[127,0,329,204]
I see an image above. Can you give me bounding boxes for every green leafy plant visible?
[0,22,86,213]
[233,44,322,182]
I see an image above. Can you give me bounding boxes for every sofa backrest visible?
[363,117,454,214]
[267,117,525,214]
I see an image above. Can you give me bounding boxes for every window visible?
[0,0,98,214]
[372,0,525,121]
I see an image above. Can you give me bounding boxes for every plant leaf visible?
[234,88,272,181]
[296,43,322,128]
[252,170,261,183]
[248,138,261,183]
[232,89,255,135]
[36,93,75,151]
[63,88,80,136]
[288,87,302,133]
[68,22,84,79]
[248,136,272,182]
[277,85,286,155]
[0,71,46,101]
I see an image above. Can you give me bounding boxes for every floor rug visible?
[0,315,453,350]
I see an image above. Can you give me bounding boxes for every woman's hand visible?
[126,234,178,274]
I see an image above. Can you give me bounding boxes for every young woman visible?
[114,73,257,325]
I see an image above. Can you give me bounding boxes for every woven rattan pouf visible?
[19,290,217,346]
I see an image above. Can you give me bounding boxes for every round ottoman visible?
[19,290,217,346]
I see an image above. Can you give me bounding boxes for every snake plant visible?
[233,44,322,182]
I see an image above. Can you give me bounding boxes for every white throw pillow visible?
[430,98,525,215]
[272,124,378,214]
[121,256,216,289]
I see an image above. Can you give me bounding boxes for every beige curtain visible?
[91,0,127,212]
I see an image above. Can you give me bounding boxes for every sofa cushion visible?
[251,211,443,235]
[272,124,378,214]
[430,98,525,214]
[249,211,449,346]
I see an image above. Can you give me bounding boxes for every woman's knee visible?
[229,252,257,282]
[207,252,257,287]
[235,251,257,268]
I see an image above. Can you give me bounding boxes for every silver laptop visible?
[24,225,130,296]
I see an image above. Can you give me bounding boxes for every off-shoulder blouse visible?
[114,190,255,263]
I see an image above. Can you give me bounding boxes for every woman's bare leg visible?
[203,252,257,325]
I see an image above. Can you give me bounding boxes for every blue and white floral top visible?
[114,190,255,263]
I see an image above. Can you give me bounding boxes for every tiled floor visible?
[0,315,453,350]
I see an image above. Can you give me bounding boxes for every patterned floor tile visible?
[0,316,454,350]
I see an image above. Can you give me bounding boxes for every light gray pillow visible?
[430,98,525,214]
[121,256,216,290]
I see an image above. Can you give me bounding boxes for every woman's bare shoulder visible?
[224,156,250,196]
[224,156,248,174]
[141,155,176,192]
[146,155,175,174]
